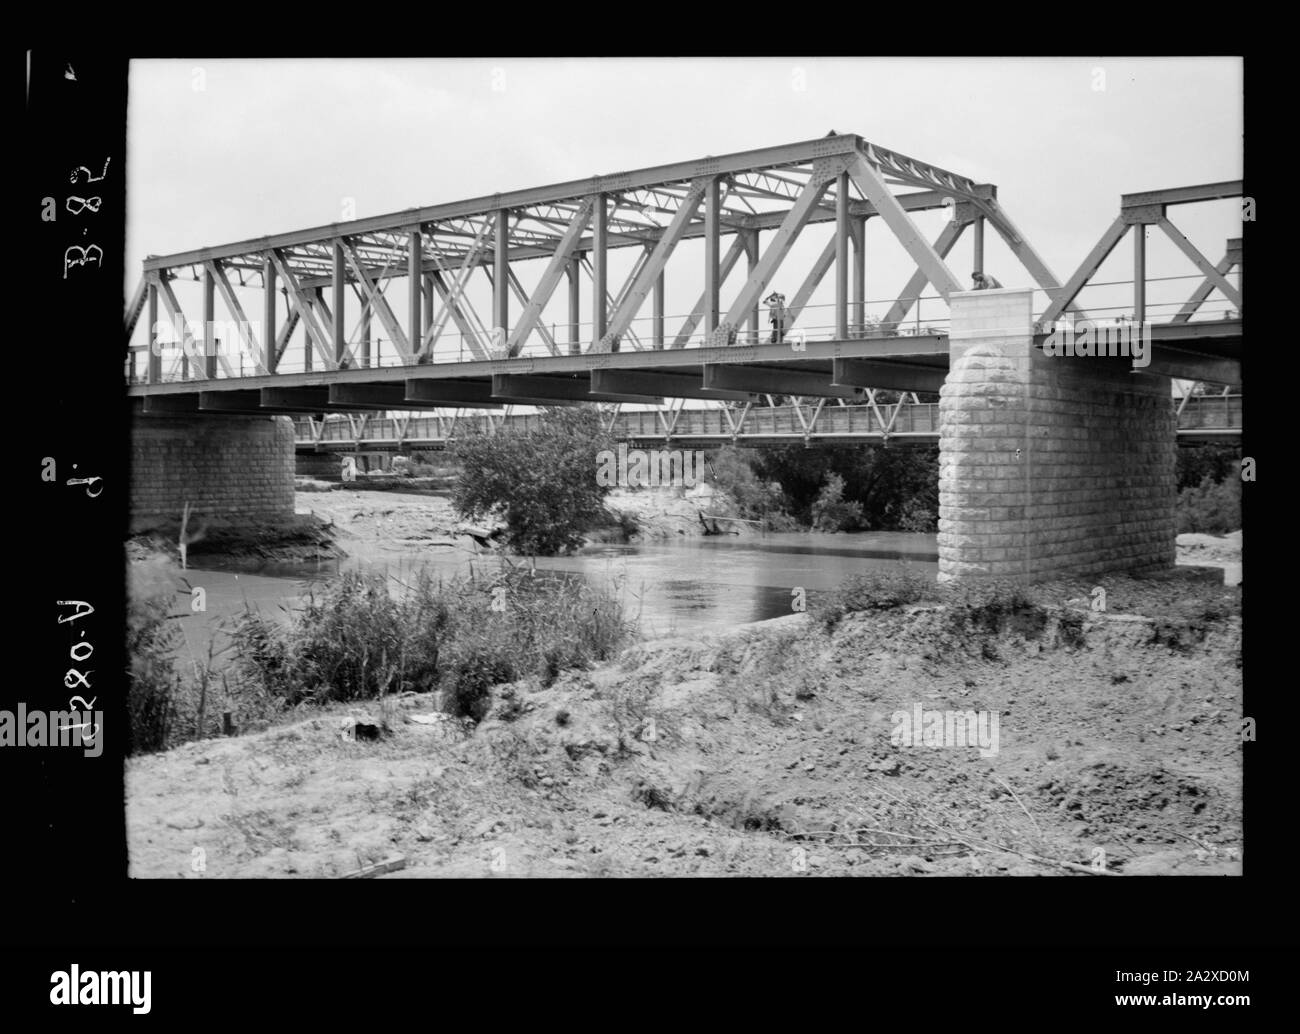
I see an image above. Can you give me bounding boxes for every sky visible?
[124,57,1243,369]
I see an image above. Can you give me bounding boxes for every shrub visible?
[441,645,515,722]
[230,569,447,707]
[897,497,938,533]
[942,580,1048,639]
[1177,474,1241,534]
[813,567,938,630]
[126,588,182,755]
[1056,609,1087,649]
[752,443,938,531]
[451,407,616,555]
[227,562,634,727]
[1177,443,1239,491]
[810,472,864,532]
[706,446,788,524]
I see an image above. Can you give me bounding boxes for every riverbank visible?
[282,484,753,565]
[135,486,1242,570]
[128,512,344,568]
[126,570,1241,878]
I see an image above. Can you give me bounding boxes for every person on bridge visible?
[972,271,1003,290]
[765,292,787,344]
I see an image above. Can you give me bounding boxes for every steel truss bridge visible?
[125,133,1243,417]
[293,392,1242,453]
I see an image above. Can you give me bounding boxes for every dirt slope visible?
[127,580,1242,878]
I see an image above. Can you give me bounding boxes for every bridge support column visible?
[129,414,296,533]
[938,288,1176,582]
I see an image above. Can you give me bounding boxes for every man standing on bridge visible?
[972,271,1003,290]
[765,291,787,343]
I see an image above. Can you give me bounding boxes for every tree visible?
[752,443,938,531]
[450,407,616,556]
[810,472,864,531]
[707,445,786,522]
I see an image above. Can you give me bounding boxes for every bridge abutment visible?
[130,414,296,532]
[938,288,1177,582]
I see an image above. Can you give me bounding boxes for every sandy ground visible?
[1176,531,1243,583]
[293,489,466,566]
[291,483,747,567]
[295,486,1240,568]
[127,568,1243,878]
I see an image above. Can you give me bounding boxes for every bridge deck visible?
[128,320,1241,415]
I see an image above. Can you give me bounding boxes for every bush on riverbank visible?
[752,443,940,532]
[229,569,448,707]
[451,407,616,555]
[126,585,182,755]
[705,446,788,527]
[812,566,938,629]
[1177,473,1241,534]
[226,564,634,725]
[813,570,1053,641]
[810,472,864,532]
[127,556,253,755]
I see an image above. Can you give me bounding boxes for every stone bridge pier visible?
[938,288,1177,582]
[129,414,296,533]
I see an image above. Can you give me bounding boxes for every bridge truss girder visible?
[127,133,1082,390]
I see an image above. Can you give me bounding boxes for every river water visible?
[171,527,937,661]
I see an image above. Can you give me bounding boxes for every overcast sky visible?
[125,57,1242,359]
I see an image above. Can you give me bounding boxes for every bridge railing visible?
[1177,393,1243,430]
[126,270,1241,387]
[1030,273,1241,331]
[294,396,1241,449]
[124,292,958,385]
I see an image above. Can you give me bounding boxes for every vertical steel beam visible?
[973,216,985,277]
[653,263,665,349]
[494,208,509,344]
[333,241,346,367]
[360,298,371,368]
[124,276,147,337]
[723,174,831,330]
[202,265,217,378]
[155,276,194,381]
[1134,224,1146,325]
[263,257,276,373]
[744,230,760,342]
[426,269,488,361]
[339,238,411,363]
[419,223,493,359]
[422,274,434,340]
[205,260,268,376]
[851,217,866,335]
[271,249,338,370]
[672,234,746,348]
[568,256,581,356]
[704,178,720,335]
[146,277,160,384]
[303,289,315,373]
[408,229,422,363]
[603,180,707,345]
[592,195,608,346]
[835,171,849,339]
[504,196,593,356]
